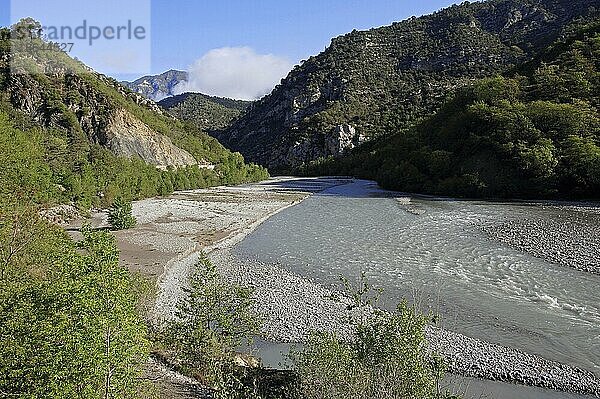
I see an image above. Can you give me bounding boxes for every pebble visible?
[480,205,600,275]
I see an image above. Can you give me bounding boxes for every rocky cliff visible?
[217,0,600,170]
[3,33,199,169]
[7,71,197,168]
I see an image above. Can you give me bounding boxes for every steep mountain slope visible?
[158,92,250,132]
[218,0,600,170]
[0,20,268,208]
[301,18,600,199]
[7,71,196,169]
[122,69,188,101]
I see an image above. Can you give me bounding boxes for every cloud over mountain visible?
[175,47,293,100]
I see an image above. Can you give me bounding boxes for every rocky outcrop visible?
[5,68,197,168]
[327,124,365,154]
[274,124,365,168]
[105,109,197,168]
[216,0,600,170]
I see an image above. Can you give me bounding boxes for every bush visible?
[289,276,453,399]
[108,197,137,230]
[0,209,150,398]
[163,253,261,399]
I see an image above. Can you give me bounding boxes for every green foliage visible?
[0,207,149,398]
[289,276,451,399]
[159,92,250,132]
[163,253,261,398]
[0,112,57,204]
[560,135,600,195]
[0,22,269,212]
[108,197,137,230]
[300,22,600,199]
[222,0,597,167]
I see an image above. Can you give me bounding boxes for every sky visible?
[1,0,463,99]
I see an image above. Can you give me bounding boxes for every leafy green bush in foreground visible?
[0,207,150,398]
[289,276,454,399]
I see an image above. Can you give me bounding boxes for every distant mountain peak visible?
[122,70,188,102]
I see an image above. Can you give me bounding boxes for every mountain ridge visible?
[0,19,268,207]
[158,92,251,132]
[215,0,600,170]
[299,16,600,199]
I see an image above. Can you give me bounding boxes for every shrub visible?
[0,211,150,398]
[108,197,137,230]
[163,253,261,399]
[289,276,454,399]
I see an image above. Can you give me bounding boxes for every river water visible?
[233,179,600,398]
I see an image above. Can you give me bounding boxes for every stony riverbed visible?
[92,177,600,398]
[480,205,600,275]
[210,249,600,396]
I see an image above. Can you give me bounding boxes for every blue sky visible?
[1,0,463,97]
[149,0,460,76]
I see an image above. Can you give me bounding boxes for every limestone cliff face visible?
[6,68,197,168]
[217,0,600,170]
[105,109,196,168]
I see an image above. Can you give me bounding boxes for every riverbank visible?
[480,206,600,275]
[76,177,600,397]
[214,179,600,397]
[212,249,600,396]
[71,177,351,397]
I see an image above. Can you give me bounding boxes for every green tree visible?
[108,197,137,230]
[289,276,451,399]
[75,228,150,399]
[0,209,149,398]
[163,253,260,399]
[559,135,600,196]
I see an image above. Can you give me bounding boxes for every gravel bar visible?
[210,249,600,397]
[481,205,600,275]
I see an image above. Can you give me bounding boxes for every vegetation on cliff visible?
[300,18,600,199]
[0,20,268,210]
[218,0,600,169]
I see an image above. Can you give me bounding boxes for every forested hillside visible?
[159,92,250,132]
[0,20,268,210]
[0,19,269,398]
[300,19,600,199]
[216,0,600,170]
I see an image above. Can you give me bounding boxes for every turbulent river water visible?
[233,179,600,399]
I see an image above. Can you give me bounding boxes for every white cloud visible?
[175,47,293,100]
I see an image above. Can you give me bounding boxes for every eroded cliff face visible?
[6,67,197,168]
[105,109,196,168]
[217,0,600,170]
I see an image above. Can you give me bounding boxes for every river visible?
[232,179,600,398]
